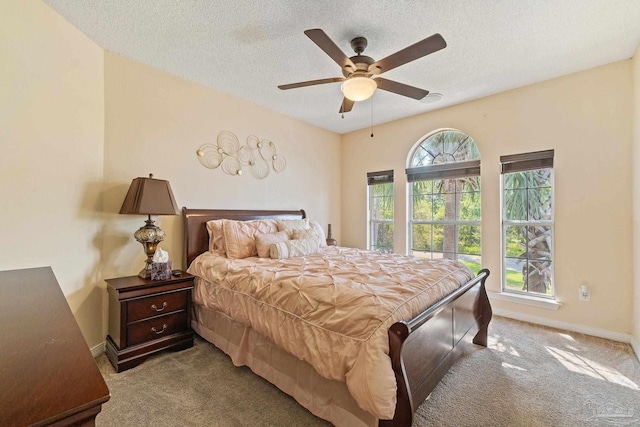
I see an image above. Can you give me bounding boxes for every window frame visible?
[406,129,482,271]
[367,170,394,253]
[408,177,482,258]
[500,150,555,299]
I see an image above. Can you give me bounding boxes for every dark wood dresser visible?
[0,267,110,426]
[105,272,194,372]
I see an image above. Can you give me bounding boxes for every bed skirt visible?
[192,304,378,427]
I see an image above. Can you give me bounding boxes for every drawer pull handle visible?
[151,302,168,312]
[151,324,167,335]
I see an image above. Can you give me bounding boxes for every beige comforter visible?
[187,246,474,419]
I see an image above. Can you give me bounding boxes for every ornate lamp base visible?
[134,217,165,279]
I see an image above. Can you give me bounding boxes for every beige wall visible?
[633,43,640,352]
[342,61,633,335]
[0,2,340,350]
[0,0,105,346]
[102,51,342,278]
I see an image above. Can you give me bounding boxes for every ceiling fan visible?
[278,29,446,114]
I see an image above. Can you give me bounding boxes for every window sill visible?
[488,292,562,311]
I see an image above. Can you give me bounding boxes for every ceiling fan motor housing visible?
[342,37,380,77]
[343,55,374,77]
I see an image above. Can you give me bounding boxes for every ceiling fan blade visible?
[278,77,344,90]
[370,33,446,74]
[339,98,355,114]
[304,29,356,70]
[375,78,429,100]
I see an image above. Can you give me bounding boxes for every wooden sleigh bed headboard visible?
[182,207,306,267]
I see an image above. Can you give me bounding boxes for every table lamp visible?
[119,174,179,278]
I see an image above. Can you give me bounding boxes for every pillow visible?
[309,220,327,248]
[255,231,289,258]
[206,220,226,256]
[292,228,319,242]
[270,238,319,260]
[276,218,310,238]
[222,219,278,259]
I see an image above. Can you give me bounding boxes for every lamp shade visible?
[119,174,179,216]
[341,76,377,102]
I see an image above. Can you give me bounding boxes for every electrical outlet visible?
[579,285,590,302]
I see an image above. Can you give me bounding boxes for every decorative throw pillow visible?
[222,219,278,259]
[309,220,328,248]
[292,228,319,242]
[255,231,289,258]
[276,218,310,238]
[270,238,319,260]
[206,219,226,256]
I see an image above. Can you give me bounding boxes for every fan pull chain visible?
[370,95,374,138]
[341,98,345,119]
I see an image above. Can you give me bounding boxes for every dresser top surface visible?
[0,267,110,425]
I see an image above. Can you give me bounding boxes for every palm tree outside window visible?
[406,129,482,274]
[501,150,554,297]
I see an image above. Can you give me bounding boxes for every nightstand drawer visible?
[127,290,187,323]
[127,311,188,347]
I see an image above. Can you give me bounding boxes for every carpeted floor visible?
[95,317,640,426]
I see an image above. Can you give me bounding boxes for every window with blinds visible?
[367,170,394,253]
[501,149,555,297]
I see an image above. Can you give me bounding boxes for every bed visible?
[182,207,492,427]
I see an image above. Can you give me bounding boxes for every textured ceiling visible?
[43,0,640,134]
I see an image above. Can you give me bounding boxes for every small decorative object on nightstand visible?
[105,272,194,372]
[326,223,337,246]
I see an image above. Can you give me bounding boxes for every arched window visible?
[406,129,481,273]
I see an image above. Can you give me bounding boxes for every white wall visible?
[0,0,105,347]
[342,61,633,336]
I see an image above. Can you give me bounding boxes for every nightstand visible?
[105,272,194,372]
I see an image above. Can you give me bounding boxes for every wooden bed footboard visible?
[381,269,491,427]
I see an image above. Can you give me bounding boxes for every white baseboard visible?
[90,341,105,358]
[493,308,633,344]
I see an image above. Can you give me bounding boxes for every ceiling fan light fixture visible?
[341,76,377,102]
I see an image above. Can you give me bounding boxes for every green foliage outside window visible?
[411,178,481,257]
[370,182,394,252]
[503,168,553,296]
[408,129,482,272]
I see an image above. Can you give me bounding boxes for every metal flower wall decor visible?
[196,131,287,179]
